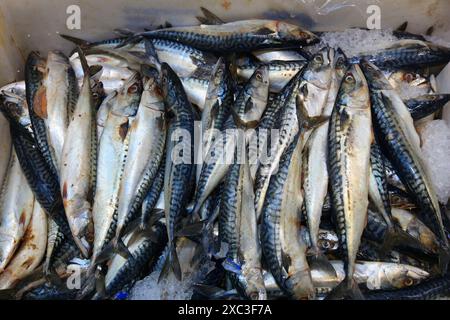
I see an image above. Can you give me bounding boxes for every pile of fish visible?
[1,8,450,300]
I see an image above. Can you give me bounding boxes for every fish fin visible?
[0,289,17,300]
[307,252,337,278]
[426,26,434,36]
[438,247,450,275]
[114,35,142,49]
[296,95,328,130]
[89,65,103,80]
[379,225,428,254]
[325,279,365,300]
[114,237,132,259]
[114,28,135,37]
[175,221,204,237]
[395,21,408,32]
[60,34,91,48]
[158,244,182,282]
[76,46,91,78]
[190,242,205,267]
[198,7,225,25]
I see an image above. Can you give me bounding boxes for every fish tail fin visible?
[60,34,91,48]
[307,251,337,277]
[114,237,132,259]
[198,7,225,25]
[325,278,365,300]
[175,221,204,237]
[158,244,182,282]
[379,225,426,254]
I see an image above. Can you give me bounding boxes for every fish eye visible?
[92,93,99,99]
[314,55,323,64]
[345,73,355,83]
[128,83,139,94]
[404,73,415,83]
[404,277,414,286]
[249,292,259,300]
[255,72,263,81]
[320,240,330,249]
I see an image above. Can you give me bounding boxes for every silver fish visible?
[91,72,142,265]
[327,64,372,299]
[0,200,47,289]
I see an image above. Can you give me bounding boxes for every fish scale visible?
[25,53,59,179]
[370,91,448,246]
[260,139,296,295]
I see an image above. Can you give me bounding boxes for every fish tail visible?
[307,251,337,278]
[379,225,427,254]
[60,34,91,48]
[325,278,365,300]
[158,243,182,282]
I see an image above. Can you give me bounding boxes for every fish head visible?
[303,47,334,89]
[247,65,269,105]
[142,75,165,110]
[113,71,142,116]
[91,79,106,107]
[360,59,393,90]
[286,269,315,300]
[274,21,319,45]
[334,47,349,80]
[338,63,370,107]
[318,230,339,252]
[206,57,228,99]
[0,93,31,131]
[160,62,186,114]
[382,264,429,289]
[386,69,430,91]
[47,50,71,73]
[240,268,267,300]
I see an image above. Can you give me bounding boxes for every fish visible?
[237,58,307,92]
[404,94,450,121]
[113,72,166,252]
[62,35,217,79]
[255,47,334,219]
[160,62,196,281]
[25,52,59,179]
[220,140,266,300]
[366,274,450,300]
[59,48,100,257]
[91,71,142,266]
[391,208,440,255]
[180,76,209,109]
[126,20,318,52]
[39,51,79,172]
[252,49,309,62]
[0,200,47,290]
[96,91,117,140]
[140,157,166,230]
[191,65,268,217]
[302,48,347,273]
[261,136,314,299]
[352,39,450,69]
[92,221,167,300]
[361,60,450,272]
[0,150,35,272]
[327,64,372,300]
